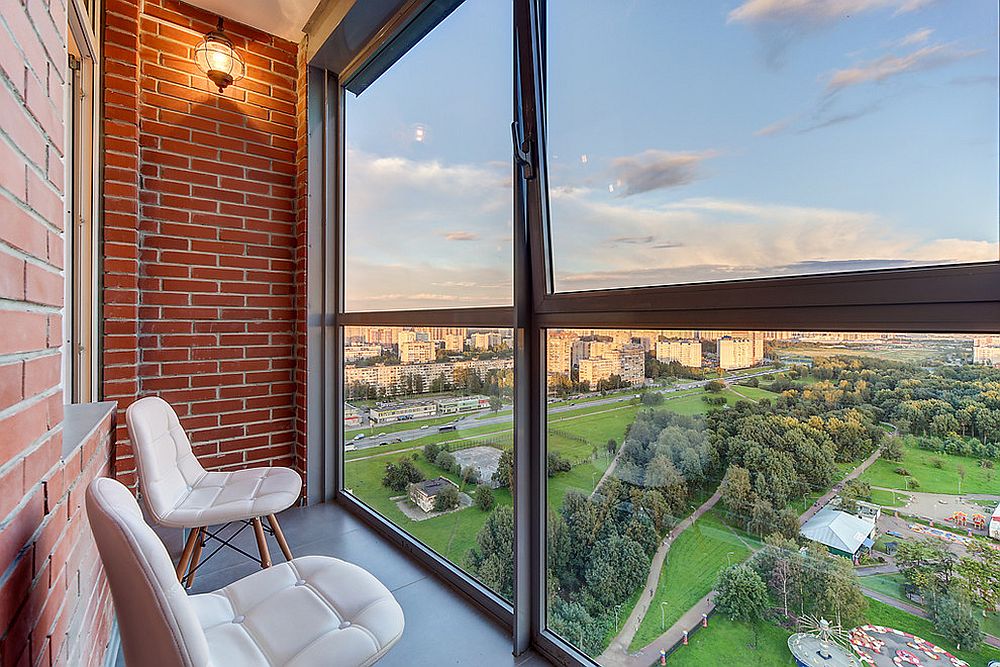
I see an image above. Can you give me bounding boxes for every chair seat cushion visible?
[190,556,404,667]
[160,466,302,527]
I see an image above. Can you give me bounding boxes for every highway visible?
[348,367,784,452]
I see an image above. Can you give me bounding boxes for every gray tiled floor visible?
[116,501,551,666]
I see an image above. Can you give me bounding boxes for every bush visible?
[474,485,495,511]
[462,466,480,485]
[704,380,724,393]
[424,442,440,461]
[894,466,911,476]
[930,457,944,469]
[433,484,460,512]
[882,437,904,461]
[640,392,664,406]
[979,459,994,469]
[435,451,456,471]
[547,451,572,477]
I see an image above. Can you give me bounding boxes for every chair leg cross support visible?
[176,514,294,587]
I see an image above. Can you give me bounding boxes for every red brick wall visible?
[103,0,303,488]
[293,42,308,496]
[0,0,116,663]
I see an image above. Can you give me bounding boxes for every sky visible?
[344,0,999,311]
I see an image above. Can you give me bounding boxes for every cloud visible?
[798,101,883,132]
[548,190,996,291]
[826,43,982,92]
[896,27,933,46]
[728,0,937,68]
[443,231,479,241]
[728,0,932,26]
[609,150,716,197]
[754,117,796,137]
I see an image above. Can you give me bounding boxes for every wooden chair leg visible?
[252,517,271,568]
[186,529,205,587]
[266,514,293,562]
[176,527,201,582]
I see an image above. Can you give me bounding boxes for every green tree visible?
[606,438,617,457]
[641,391,664,406]
[720,465,754,526]
[474,484,495,511]
[715,563,769,621]
[957,542,1000,616]
[381,458,424,493]
[927,591,982,651]
[882,436,904,461]
[433,484,460,512]
[466,505,514,600]
[896,539,958,595]
[493,448,514,489]
[489,396,503,414]
[704,380,724,393]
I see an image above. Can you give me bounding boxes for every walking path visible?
[800,447,883,525]
[596,489,723,667]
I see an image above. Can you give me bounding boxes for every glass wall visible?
[545,329,1000,662]
[343,0,513,311]
[342,326,515,600]
[546,1,999,292]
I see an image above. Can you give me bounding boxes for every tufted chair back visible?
[126,396,207,525]
[87,477,211,667]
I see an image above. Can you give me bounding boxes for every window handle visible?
[511,121,535,181]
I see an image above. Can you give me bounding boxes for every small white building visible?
[989,501,1000,541]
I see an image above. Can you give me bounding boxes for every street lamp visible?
[614,604,623,632]
[661,601,669,630]
[726,551,735,567]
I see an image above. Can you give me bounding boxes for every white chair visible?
[87,477,405,667]
[126,396,302,585]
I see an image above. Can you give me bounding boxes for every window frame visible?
[320,1,1000,665]
[65,0,101,404]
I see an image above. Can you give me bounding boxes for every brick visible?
[0,310,48,356]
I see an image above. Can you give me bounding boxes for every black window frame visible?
[315,1,1000,665]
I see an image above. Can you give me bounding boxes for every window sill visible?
[62,401,116,460]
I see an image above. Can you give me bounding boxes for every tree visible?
[493,448,514,489]
[896,539,958,595]
[435,450,456,471]
[462,465,480,485]
[715,563,769,621]
[466,505,514,600]
[489,396,503,414]
[381,458,424,493]
[474,484,495,511]
[957,542,1000,615]
[606,438,617,457]
[720,465,754,525]
[433,484,460,512]
[641,391,664,407]
[882,436,904,461]
[927,591,982,651]
[704,380,724,393]
[547,451,572,477]
[423,442,440,461]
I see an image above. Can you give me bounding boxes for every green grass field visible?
[866,599,1000,664]
[860,573,909,602]
[629,512,756,651]
[869,487,909,507]
[664,617,797,666]
[860,440,998,494]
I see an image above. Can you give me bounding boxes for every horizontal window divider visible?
[538,262,1000,315]
[334,492,515,628]
[535,301,1000,333]
[338,306,515,327]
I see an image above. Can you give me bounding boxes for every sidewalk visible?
[597,489,723,667]
[800,447,883,525]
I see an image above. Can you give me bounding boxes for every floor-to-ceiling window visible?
[330,0,1000,664]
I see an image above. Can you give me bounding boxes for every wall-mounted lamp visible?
[194,18,245,93]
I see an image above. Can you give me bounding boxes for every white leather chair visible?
[87,477,405,667]
[126,396,302,585]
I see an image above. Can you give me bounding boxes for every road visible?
[349,368,784,451]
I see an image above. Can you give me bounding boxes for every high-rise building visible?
[973,338,1000,366]
[400,340,435,364]
[443,334,465,352]
[612,344,645,385]
[547,335,574,377]
[578,356,616,387]
[655,339,702,368]
[718,336,756,370]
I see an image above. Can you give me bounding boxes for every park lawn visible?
[859,441,996,494]
[664,617,796,666]
[860,573,909,602]
[345,413,471,440]
[727,385,780,402]
[865,599,1000,665]
[869,487,909,507]
[345,452,510,568]
[476,408,512,420]
[628,512,754,651]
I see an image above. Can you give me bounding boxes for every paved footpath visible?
[800,446,883,525]
[596,489,723,667]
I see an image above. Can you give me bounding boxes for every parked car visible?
[353,434,365,441]
[420,425,430,430]
[345,444,357,452]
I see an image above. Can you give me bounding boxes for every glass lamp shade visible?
[194,20,245,93]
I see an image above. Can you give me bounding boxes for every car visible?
[353,434,365,441]
[377,432,387,437]
[438,425,457,432]
[344,444,357,452]
[886,530,903,538]
[391,437,402,443]
[420,425,429,430]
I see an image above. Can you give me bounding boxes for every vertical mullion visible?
[329,70,344,500]
[515,0,551,656]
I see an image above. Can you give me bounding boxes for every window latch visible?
[511,121,535,181]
